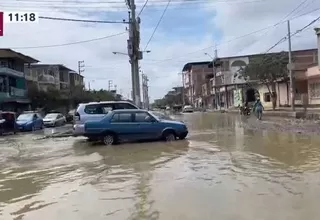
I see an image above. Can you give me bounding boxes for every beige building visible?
[24,64,84,92]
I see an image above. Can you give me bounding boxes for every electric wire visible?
[9,32,126,49]
[143,0,171,51]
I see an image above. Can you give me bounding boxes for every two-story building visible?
[0,49,39,111]
[182,61,212,108]
[184,47,318,109]
[69,71,84,88]
[24,64,82,92]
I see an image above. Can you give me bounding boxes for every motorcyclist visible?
[252,98,264,120]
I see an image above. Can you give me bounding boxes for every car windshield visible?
[17,113,34,121]
[151,111,172,120]
[45,114,58,119]
[148,111,160,121]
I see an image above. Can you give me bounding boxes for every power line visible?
[138,0,149,16]
[5,0,265,4]
[144,0,171,51]
[10,32,126,49]
[278,0,310,23]
[145,7,320,62]
[39,16,128,23]
[0,0,266,10]
[265,14,320,53]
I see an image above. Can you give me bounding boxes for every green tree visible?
[235,52,289,110]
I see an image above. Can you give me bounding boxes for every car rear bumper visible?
[73,124,85,136]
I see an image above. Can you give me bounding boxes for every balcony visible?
[10,87,26,97]
[38,74,56,84]
[0,87,26,99]
[0,67,24,78]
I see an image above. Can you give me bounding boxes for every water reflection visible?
[1,113,320,219]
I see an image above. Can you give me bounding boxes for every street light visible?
[112,50,151,56]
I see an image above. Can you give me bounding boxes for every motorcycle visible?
[239,106,251,115]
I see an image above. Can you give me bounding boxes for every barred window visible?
[309,82,320,99]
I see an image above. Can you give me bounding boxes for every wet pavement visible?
[1,114,320,219]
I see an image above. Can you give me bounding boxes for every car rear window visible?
[84,104,113,114]
[111,113,132,122]
[114,103,138,109]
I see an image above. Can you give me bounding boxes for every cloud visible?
[207,0,320,56]
[2,0,319,102]
[1,0,216,101]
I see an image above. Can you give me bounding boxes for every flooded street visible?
[1,113,320,220]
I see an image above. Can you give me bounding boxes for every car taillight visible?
[74,112,80,121]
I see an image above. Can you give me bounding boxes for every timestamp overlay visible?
[0,11,39,36]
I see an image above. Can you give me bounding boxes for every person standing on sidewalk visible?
[253,98,264,120]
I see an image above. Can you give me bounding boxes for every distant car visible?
[73,101,139,137]
[16,112,44,131]
[182,105,194,113]
[43,113,66,127]
[84,109,188,145]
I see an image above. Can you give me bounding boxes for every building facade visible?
[183,46,319,109]
[0,49,39,111]
[24,64,83,92]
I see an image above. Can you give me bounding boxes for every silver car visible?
[43,113,66,127]
[73,101,139,136]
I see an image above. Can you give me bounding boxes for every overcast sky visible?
[1,0,320,101]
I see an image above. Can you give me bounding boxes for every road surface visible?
[1,114,320,220]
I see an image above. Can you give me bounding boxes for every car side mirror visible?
[151,118,157,123]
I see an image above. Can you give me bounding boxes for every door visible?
[109,112,136,141]
[133,112,159,140]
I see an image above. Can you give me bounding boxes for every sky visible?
[1,0,320,101]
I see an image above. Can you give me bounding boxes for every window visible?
[111,113,132,122]
[309,82,320,99]
[84,104,113,114]
[114,103,137,109]
[135,112,152,122]
[263,92,271,102]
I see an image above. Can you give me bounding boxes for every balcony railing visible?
[10,87,26,97]
[0,67,24,78]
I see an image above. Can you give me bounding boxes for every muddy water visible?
[1,113,320,220]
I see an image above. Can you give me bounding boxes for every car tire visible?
[41,123,44,129]
[162,130,176,141]
[179,134,187,140]
[102,133,116,146]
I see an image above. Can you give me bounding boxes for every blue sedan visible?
[16,113,44,131]
[84,109,188,145]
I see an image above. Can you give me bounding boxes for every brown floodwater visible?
[1,113,320,220]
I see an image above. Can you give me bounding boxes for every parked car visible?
[73,101,139,136]
[0,111,18,135]
[16,112,44,131]
[182,105,194,113]
[84,109,188,145]
[43,113,66,127]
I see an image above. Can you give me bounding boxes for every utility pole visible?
[108,80,112,91]
[287,20,295,111]
[126,0,142,107]
[181,72,185,106]
[141,73,149,109]
[213,47,219,110]
[78,60,84,75]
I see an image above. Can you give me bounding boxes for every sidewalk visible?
[213,107,320,120]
